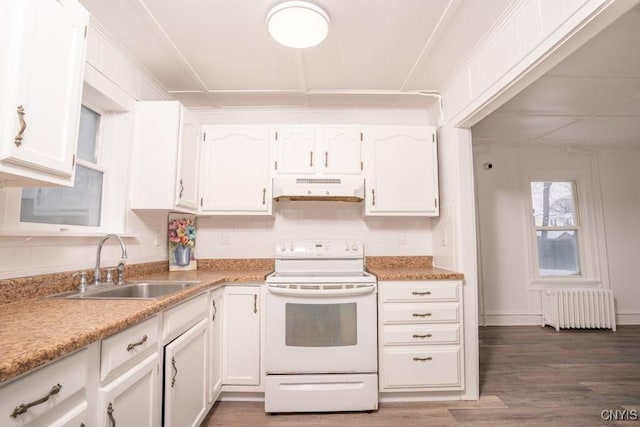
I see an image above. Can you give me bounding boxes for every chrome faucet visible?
[95,234,128,285]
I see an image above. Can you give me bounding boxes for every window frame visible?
[523,170,605,288]
[529,180,582,278]
[18,103,107,230]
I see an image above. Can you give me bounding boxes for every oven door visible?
[265,284,377,374]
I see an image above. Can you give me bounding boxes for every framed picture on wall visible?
[168,213,197,271]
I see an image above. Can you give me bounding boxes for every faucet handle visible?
[105,269,115,285]
[117,261,126,285]
[72,271,88,293]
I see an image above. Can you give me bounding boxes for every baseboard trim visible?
[481,313,640,326]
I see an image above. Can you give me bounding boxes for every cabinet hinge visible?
[275,131,278,141]
[360,132,363,141]
[360,161,363,171]
[72,154,76,167]
[274,160,278,170]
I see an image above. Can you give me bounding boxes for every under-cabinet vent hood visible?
[273,176,365,202]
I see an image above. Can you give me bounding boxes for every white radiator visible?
[541,288,616,331]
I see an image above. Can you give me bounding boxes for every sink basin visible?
[59,281,200,300]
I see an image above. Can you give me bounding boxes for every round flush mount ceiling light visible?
[266,1,330,48]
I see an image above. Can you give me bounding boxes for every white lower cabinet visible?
[97,353,160,427]
[222,286,261,387]
[163,317,209,427]
[0,348,91,427]
[378,280,464,394]
[208,288,224,404]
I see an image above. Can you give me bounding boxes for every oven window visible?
[285,303,357,347]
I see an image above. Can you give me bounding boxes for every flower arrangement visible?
[168,217,196,249]
[168,214,196,270]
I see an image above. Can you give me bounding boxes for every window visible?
[530,181,580,277]
[20,105,104,227]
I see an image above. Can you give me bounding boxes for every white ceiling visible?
[472,5,640,147]
[79,0,515,109]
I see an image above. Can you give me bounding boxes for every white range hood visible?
[272,176,365,202]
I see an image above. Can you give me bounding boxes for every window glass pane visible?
[536,230,581,276]
[76,106,100,163]
[531,182,576,227]
[285,303,357,347]
[20,166,103,226]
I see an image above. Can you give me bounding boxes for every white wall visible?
[196,203,432,259]
[475,143,640,325]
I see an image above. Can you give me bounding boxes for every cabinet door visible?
[175,108,200,210]
[322,126,362,175]
[200,126,271,214]
[130,101,199,212]
[97,353,160,427]
[222,286,261,386]
[208,288,224,404]
[0,0,88,183]
[164,318,208,427]
[365,127,439,216]
[274,127,316,174]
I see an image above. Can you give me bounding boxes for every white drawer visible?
[0,349,88,426]
[381,346,461,389]
[383,324,460,346]
[162,293,208,341]
[382,281,459,303]
[101,315,160,381]
[383,302,460,324]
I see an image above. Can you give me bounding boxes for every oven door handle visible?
[266,285,376,298]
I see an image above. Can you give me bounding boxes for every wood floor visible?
[201,326,640,427]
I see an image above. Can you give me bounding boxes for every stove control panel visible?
[275,239,363,258]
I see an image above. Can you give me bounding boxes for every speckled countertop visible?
[366,255,464,281]
[0,269,270,385]
[0,256,463,385]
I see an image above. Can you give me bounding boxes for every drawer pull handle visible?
[171,356,178,387]
[10,383,62,418]
[412,291,432,296]
[412,313,432,317]
[412,333,433,339]
[126,334,148,351]
[413,356,433,362]
[107,402,116,426]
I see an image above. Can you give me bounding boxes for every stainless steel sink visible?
[58,280,200,300]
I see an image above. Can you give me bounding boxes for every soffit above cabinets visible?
[79,0,515,109]
[472,5,640,148]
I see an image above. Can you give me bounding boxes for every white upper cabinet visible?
[129,101,201,212]
[199,126,272,215]
[321,126,363,175]
[364,127,439,216]
[0,0,88,186]
[273,126,362,176]
[273,126,316,175]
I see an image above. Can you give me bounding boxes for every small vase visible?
[174,246,191,266]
